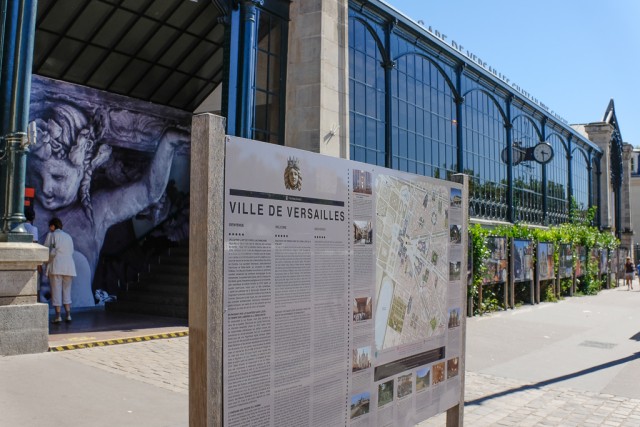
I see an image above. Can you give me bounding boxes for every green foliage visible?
[543,283,558,303]
[469,200,619,315]
[559,278,573,295]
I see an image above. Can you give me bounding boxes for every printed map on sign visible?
[375,175,449,350]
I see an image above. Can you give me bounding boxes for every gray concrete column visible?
[285,0,349,158]
[621,143,634,257]
[0,242,49,355]
[583,123,614,229]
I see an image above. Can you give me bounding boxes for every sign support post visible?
[189,113,226,427]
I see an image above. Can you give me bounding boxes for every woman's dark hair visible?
[24,207,35,222]
[49,217,63,230]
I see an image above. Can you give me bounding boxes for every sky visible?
[384,0,640,146]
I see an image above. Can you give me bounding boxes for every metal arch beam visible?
[461,87,509,125]
[511,113,543,142]
[393,51,460,100]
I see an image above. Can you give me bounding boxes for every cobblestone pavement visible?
[57,334,640,426]
[59,336,189,395]
[419,372,640,426]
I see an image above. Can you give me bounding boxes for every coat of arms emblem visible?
[284,157,302,191]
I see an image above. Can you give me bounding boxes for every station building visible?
[1,0,633,317]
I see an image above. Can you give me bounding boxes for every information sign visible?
[222,137,466,426]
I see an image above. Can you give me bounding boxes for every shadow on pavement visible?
[466,352,640,406]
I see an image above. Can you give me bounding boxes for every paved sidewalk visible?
[3,285,640,426]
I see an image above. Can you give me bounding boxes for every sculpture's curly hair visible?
[30,104,112,225]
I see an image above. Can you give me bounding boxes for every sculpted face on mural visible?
[27,80,191,307]
[32,157,83,210]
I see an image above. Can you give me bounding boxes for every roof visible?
[34,0,227,113]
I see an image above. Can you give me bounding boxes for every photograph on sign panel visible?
[353,296,372,322]
[416,367,431,392]
[432,362,446,385]
[353,220,373,244]
[377,379,394,407]
[397,373,413,399]
[352,346,372,372]
[450,187,462,208]
[350,392,371,419]
[448,307,461,329]
[353,169,372,194]
[449,261,462,281]
[447,357,459,379]
[449,224,462,244]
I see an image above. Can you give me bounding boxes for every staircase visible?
[105,245,189,319]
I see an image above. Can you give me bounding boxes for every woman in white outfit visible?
[44,217,77,323]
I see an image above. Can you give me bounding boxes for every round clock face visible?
[533,142,554,164]
[501,145,525,165]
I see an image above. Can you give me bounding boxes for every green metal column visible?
[455,64,465,174]
[0,0,37,241]
[505,95,514,223]
[540,118,548,224]
[236,0,263,139]
[383,20,396,168]
[567,135,573,219]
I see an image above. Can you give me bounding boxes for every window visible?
[572,148,590,215]
[462,87,507,221]
[546,133,569,225]
[349,16,385,165]
[391,53,456,178]
[252,9,286,144]
[512,114,543,223]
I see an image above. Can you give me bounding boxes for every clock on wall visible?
[532,142,554,164]
[500,143,525,166]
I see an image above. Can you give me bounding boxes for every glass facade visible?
[349,18,386,165]
[512,113,543,223]
[545,133,569,225]
[462,86,507,220]
[392,53,457,178]
[252,8,287,144]
[347,3,601,226]
[572,148,590,213]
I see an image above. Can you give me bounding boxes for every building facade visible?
[1,0,632,314]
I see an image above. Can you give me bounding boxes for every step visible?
[105,300,188,319]
[115,291,188,307]
[157,255,189,266]
[132,282,189,295]
[138,272,189,285]
[148,264,189,275]
[167,246,189,257]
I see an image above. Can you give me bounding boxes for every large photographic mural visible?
[28,76,191,307]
